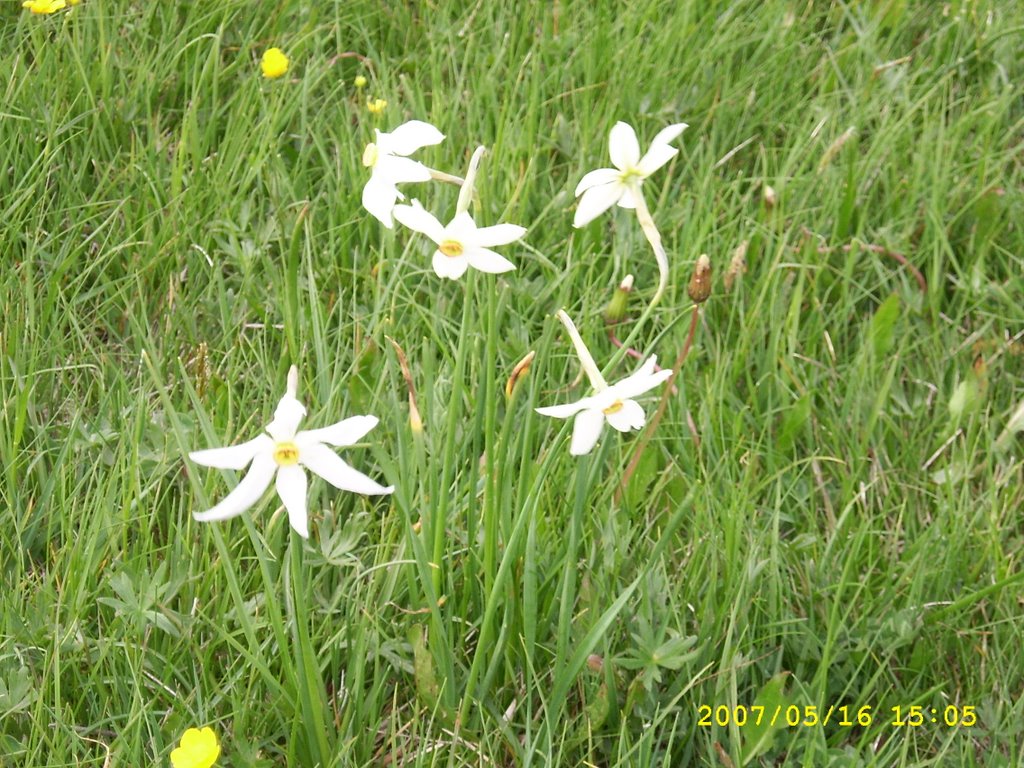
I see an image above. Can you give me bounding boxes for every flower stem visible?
[286,534,334,765]
[631,185,669,309]
[618,304,700,498]
[482,282,500,597]
[456,146,487,216]
[556,309,607,391]
[426,167,465,185]
[432,274,476,597]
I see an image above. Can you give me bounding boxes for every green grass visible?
[2,0,1023,765]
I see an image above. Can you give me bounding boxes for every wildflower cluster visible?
[177,44,692,766]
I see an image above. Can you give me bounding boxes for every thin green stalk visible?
[555,453,589,667]
[432,274,476,596]
[285,534,333,767]
[482,282,500,597]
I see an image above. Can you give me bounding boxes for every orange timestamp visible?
[697,704,978,728]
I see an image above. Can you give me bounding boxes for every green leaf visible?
[869,294,901,358]
[651,634,699,671]
[777,394,811,452]
[740,672,792,766]
[410,623,440,707]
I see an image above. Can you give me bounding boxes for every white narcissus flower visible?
[535,310,671,456]
[362,120,446,228]
[393,199,527,280]
[572,120,688,228]
[189,367,393,538]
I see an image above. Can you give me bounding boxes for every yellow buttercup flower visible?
[367,98,387,115]
[22,0,67,13]
[170,727,220,768]
[354,75,368,88]
[260,48,289,79]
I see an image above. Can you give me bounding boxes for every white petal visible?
[570,409,606,456]
[300,443,394,495]
[471,223,527,248]
[610,356,673,400]
[393,200,446,243]
[637,142,679,176]
[617,186,639,209]
[193,454,276,522]
[298,415,379,447]
[574,167,620,197]
[379,120,445,156]
[362,176,401,228]
[464,246,516,274]
[605,399,646,432]
[445,211,478,242]
[376,155,432,185]
[265,394,306,442]
[650,122,688,149]
[432,250,469,279]
[189,434,272,470]
[275,465,309,537]
[573,182,626,227]
[608,121,641,170]
[535,399,590,419]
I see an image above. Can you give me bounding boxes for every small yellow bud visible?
[354,75,368,89]
[260,47,289,79]
[367,98,387,115]
[687,254,712,304]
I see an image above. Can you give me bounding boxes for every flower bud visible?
[762,184,777,209]
[724,240,748,292]
[354,75,368,89]
[687,255,712,304]
[603,274,634,324]
[386,336,423,434]
[505,350,536,399]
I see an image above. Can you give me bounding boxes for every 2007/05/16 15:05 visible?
[697,704,978,728]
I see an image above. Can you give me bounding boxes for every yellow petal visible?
[260,47,289,79]
[171,727,220,768]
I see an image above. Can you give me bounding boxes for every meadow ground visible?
[1,1,1023,766]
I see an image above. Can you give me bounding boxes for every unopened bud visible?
[687,255,712,304]
[603,274,634,324]
[386,336,423,434]
[586,654,604,673]
[354,75,368,88]
[505,350,536,399]
[762,184,778,209]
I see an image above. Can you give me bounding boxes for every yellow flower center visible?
[603,400,625,415]
[272,441,300,466]
[439,240,464,257]
[619,167,643,184]
[362,143,379,167]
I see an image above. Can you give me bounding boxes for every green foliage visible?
[2,1,1023,766]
